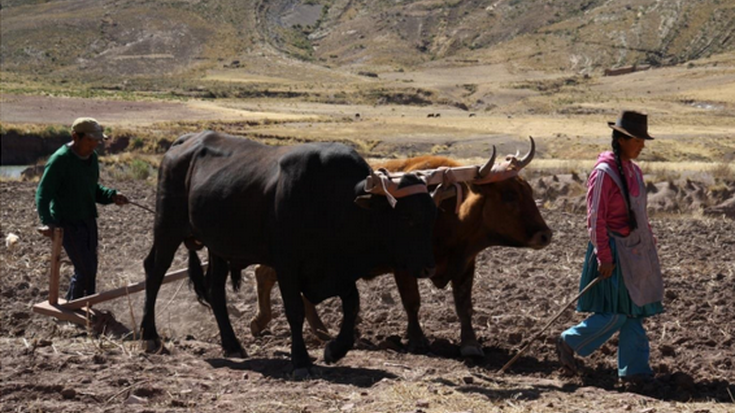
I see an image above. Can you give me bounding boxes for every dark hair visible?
[611,130,638,230]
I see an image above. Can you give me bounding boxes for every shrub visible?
[131,137,145,150]
[129,159,150,180]
[43,125,58,136]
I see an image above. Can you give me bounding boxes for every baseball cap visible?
[71,117,108,140]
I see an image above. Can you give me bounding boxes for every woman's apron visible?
[595,163,664,307]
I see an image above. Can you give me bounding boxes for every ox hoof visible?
[250,318,266,337]
[406,337,430,354]
[292,367,312,380]
[460,343,485,358]
[224,348,248,359]
[142,339,167,354]
[323,340,349,364]
[312,328,332,342]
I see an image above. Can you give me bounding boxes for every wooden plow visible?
[32,227,203,333]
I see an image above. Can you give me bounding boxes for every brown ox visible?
[251,138,552,357]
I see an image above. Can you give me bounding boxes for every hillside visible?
[302,0,735,71]
[2,0,733,82]
[0,0,259,79]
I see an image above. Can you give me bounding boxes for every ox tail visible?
[229,265,242,293]
[187,250,211,308]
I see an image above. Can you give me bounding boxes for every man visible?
[36,117,128,300]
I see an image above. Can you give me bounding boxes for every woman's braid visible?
[612,131,638,230]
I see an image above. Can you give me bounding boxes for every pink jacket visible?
[587,151,645,265]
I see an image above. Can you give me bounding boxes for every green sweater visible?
[35,144,117,225]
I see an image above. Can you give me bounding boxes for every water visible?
[0,165,30,179]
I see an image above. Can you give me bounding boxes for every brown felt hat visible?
[608,110,654,140]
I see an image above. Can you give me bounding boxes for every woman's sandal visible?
[556,336,579,375]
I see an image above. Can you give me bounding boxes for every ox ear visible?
[354,194,389,211]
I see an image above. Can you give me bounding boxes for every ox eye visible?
[501,190,517,203]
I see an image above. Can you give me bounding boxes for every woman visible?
[556,110,664,383]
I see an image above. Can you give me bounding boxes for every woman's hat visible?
[608,110,654,140]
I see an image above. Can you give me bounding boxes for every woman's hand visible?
[598,262,615,279]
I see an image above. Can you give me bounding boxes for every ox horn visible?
[517,136,536,169]
[478,145,497,178]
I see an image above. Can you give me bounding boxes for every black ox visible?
[140,131,438,376]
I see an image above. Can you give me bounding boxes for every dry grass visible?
[526,159,735,182]
[709,160,735,180]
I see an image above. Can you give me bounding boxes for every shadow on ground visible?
[206,357,398,386]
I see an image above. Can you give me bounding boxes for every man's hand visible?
[113,193,129,206]
[598,262,615,279]
[37,225,55,238]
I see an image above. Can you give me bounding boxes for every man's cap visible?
[71,117,108,140]
[607,110,654,140]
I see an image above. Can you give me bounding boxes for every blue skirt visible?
[576,241,664,317]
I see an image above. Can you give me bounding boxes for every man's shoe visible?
[556,336,578,374]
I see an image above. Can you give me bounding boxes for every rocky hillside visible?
[0,0,260,80]
[300,0,735,71]
[1,0,733,82]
